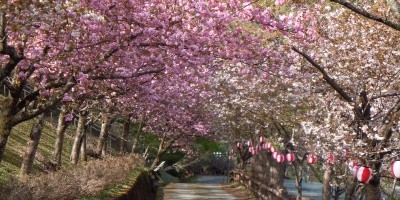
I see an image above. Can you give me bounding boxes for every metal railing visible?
[1,81,127,155]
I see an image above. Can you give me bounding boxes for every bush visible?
[0,155,144,200]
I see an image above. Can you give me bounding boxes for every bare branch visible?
[11,77,77,125]
[89,67,165,80]
[371,92,400,100]
[330,0,400,31]
[292,46,353,103]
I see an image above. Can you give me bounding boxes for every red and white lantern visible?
[272,151,279,159]
[267,142,272,149]
[356,166,373,183]
[348,160,358,168]
[286,153,295,163]
[390,161,400,179]
[262,143,269,150]
[256,145,262,152]
[228,155,233,160]
[236,142,242,149]
[326,153,335,164]
[259,135,266,143]
[270,146,277,153]
[249,146,254,154]
[246,140,253,147]
[276,154,285,163]
[307,154,317,164]
[351,165,360,176]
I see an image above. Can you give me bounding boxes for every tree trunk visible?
[96,113,111,156]
[120,117,130,154]
[102,141,107,157]
[131,119,143,154]
[323,164,333,200]
[149,135,173,171]
[344,175,357,200]
[364,177,380,200]
[293,161,303,200]
[269,153,286,188]
[70,111,87,164]
[80,133,87,161]
[20,114,45,175]
[52,105,70,166]
[0,97,13,163]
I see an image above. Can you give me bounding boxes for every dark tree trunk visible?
[70,111,87,164]
[345,175,357,200]
[364,176,380,200]
[52,105,70,166]
[20,114,45,175]
[96,113,111,156]
[0,97,13,163]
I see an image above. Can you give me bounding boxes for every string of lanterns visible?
[229,136,400,182]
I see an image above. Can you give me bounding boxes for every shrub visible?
[0,155,144,200]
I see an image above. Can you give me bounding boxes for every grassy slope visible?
[0,117,75,184]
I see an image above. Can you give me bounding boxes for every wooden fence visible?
[229,170,295,200]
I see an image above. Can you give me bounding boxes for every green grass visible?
[0,117,75,184]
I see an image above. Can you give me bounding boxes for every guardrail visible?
[229,170,294,200]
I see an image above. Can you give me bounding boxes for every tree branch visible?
[11,77,76,125]
[89,67,165,80]
[292,46,353,102]
[371,92,400,100]
[15,79,69,112]
[329,0,400,31]
[0,12,24,82]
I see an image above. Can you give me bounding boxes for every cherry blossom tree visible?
[1,0,299,164]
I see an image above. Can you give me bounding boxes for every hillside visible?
[0,116,74,183]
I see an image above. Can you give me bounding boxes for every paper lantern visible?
[267,142,272,149]
[259,136,266,143]
[272,152,278,159]
[286,153,295,163]
[256,145,262,152]
[249,146,254,153]
[270,146,277,153]
[246,140,253,147]
[228,155,233,160]
[251,147,258,155]
[327,153,335,164]
[348,160,358,168]
[236,142,242,149]
[276,154,285,163]
[356,166,373,183]
[391,161,400,179]
[307,154,317,164]
[262,143,269,150]
[351,165,360,176]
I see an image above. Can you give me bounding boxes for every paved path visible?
[162,183,238,200]
[161,175,237,200]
